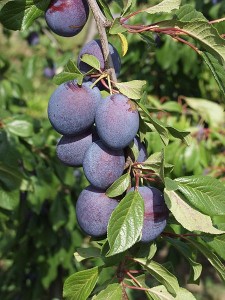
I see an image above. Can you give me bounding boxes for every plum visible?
[45,0,89,37]
[76,185,118,237]
[83,140,125,189]
[48,80,102,135]
[56,127,98,167]
[77,39,121,75]
[134,136,147,162]
[95,94,139,149]
[27,32,39,46]
[44,66,56,79]
[129,186,168,242]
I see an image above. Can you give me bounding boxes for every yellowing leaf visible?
[117,33,128,56]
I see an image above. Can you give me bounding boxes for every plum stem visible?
[91,73,107,88]
[87,0,117,83]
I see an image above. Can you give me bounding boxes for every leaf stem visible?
[126,271,142,287]
[209,17,225,24]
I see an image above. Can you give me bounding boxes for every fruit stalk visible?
[87,0,117,83]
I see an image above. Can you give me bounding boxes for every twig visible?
[126,271,142,287]
[87,0,117,83]
[209,17,225,24]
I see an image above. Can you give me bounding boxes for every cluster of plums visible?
[46,0,168,242]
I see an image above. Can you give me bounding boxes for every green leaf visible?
[101,241,125,267]
[164,189,225,234]
[202,234,225,261]
[122,0,133,16]
[175,176,225,216]
[184,98,225,127]
[135,258,180,296]
[160,20,225,64]
[165,237,202,282]
[161,101,182,113]
[129,139,140,162]
[143,0,181,14]
[187,238,225,282]
[115,80,146,100]
[139,32,156,48]
[146,285,174,300]
[53,72,84,85]
[0,188,19,210]
[107,191,144,256]
[5,119,33,137]
[109,18,127,34]
[80,54,101,71]
[175,5,207,22]
[141,155,173,176]
[63,267,99,300]
[139,105,169,146]
[166,126,190,145]
[134,242,157,261]
[49,194,67,231]
[147,117,169,146]
[74,247,101,263]
[97,0,113,21]
[65,59,82,74]
[0,1,11,10]
[142,150,165,182]
[0,0,50,30]
[0,162,23,190]
[164,177,179,191]
[201,51,225,97]
[92,283,123,300]
[106,173,131,198]
[175,288,197,300]
[183,142,199,172]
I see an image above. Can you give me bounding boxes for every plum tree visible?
[83,140,125,189]
[129,186,168,242]
[56,127,98,167]
[95,94,139,149]
[48,81,102,136]
[76,185,118,237]
[134,136,147,162]
[45,0,89,37]
[77,39,121,75]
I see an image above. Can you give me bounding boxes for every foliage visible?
[0,0,225,300]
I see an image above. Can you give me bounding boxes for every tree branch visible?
[87,0,117,83]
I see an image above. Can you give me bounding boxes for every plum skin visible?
[134,136,147,162]
[129,186,168,242]
[76,185,118,237]
[45,0,89,37]
[56,127,98,167]
[77,39,121,76]
[48,81,102,136]
[83,140,125,190]
[95,94,140,150]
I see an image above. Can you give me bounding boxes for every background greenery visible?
[0,0,225,299]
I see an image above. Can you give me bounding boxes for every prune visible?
[56,127,98,167]
[77,39,121,75]
[134,136,147,162]
[45,0,89,37]
[48,81,102,135]
[76,185,118,237]
[95,94,139,149]
[83,140,125,189]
